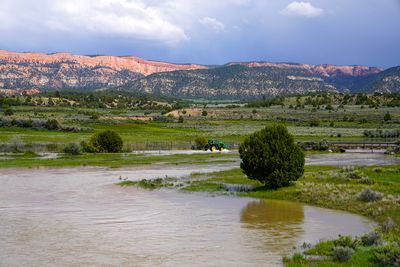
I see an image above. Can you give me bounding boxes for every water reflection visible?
[240,200,304,255]
[241,200,304,228]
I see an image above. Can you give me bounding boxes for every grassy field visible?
[2,92,400,152]
[1,103,399,152]
[0,151,236,168]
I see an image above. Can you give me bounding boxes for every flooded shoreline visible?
[306,152,400,166]
[0,161,375,267]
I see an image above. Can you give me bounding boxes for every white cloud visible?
[49,0,189,43]
[199,17,225,32]
[0,0,189,44]
[280,1,324,17]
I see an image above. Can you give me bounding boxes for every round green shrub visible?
[89,130,123,153]
[4,108,14,116]
[45,119,59,130]
[384,112,392,121]
[239,124,305,189]
[332,246,354,262]
[357,188,382,202]
[194,136,208,150]
[309,118,320,127]
[63,143,81,155]
[361,231,381,246]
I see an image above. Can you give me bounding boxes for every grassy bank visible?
[181,165,400,226]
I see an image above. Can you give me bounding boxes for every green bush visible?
[357,188,382,202]
[202,110,208,116]
[239,124,305,189]
[381,217,397,233]
[178,115,184,123]
[332,246,354,262]
[4,108,14,116]
[309,118,320,127]
[194,136,208,150]
[315,139,329,151]
[361,231,381,246]
[374,242,400,266]
[384,112,392,121]
[89,130,123,153]
[44,119,59,130]
[63,143,81,155]
[80,141,96,153]
[333,235,358,249]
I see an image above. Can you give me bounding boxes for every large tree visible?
[239,124,305,189]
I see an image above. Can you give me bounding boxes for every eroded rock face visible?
[0,50,207,91]
[227,62,382,78]
[0,88,40,95]
[0,49,389,98]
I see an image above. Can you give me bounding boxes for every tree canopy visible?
[239,124,305,189]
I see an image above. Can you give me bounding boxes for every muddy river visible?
[0,161,375,267]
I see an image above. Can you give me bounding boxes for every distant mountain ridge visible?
[122,65,339,99]
[122,63,396,99]
[351,66,400,93]
[0,49,398,98]
[0,49,206,91]
[226,61,382,78]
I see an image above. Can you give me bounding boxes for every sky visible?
[0,0,399,68]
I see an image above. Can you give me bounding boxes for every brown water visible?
[0,164,374,267]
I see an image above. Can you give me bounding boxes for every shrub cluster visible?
[357,188,382,202]
[363,129,400,138]
[63,143,81,155]
[193,136,208,150]
[0,117,92,132]
[374,241,400,266]
[336,166,373,184]
[361,231,381,246]
[334,235,359,249]
[309,118,320,127]
[332,246,354,262]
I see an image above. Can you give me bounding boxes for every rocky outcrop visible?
[0,50,206,91]
[0,49,391,98]
[0,88,40,95]
[227,62,382,78]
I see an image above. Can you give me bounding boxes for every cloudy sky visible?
[0,0,399,68]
